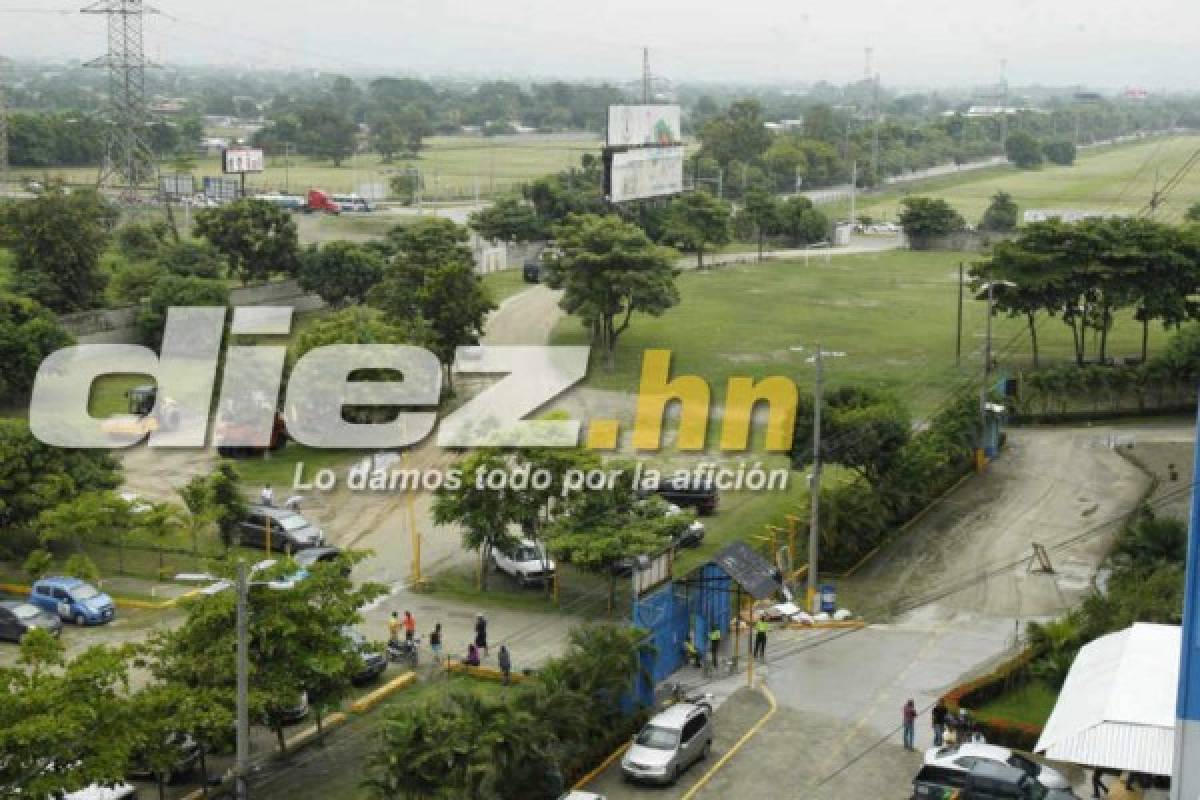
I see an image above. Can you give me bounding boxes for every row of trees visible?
[974,216,1200,366]
[1004,132,1077,169]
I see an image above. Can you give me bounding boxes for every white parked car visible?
[492,539,555,587]
[924,743,1070,791]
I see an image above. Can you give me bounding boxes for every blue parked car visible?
[29,577,116,626]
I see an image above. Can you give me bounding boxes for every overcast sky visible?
[2,0,1197,90]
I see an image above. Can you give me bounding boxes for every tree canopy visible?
[194,198,300,285]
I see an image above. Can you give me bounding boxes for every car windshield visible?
[636,725,679,750]
[514,547,541,561]
[277,515,309,532]
[70,586,99,601]
[1008,754,1042,777]
[12,604,40,620]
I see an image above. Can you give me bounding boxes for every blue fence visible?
[631,563,735,706]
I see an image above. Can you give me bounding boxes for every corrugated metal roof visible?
[1035,623,1180,776]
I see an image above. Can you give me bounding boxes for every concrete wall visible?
[58,279,326,344]
[909,230,1020,252]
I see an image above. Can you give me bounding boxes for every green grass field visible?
[975,680,1059,728]
[481,269,531,305]
[551,249,1159,418]
[847,135,1200,225]
[9,133,604,199]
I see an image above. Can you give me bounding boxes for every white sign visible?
[607,105,682,148]
[223,147,265,174]
[609,146,685,203]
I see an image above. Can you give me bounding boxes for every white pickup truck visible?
[492,539,556,587]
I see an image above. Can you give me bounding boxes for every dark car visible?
[522,260,542,283]
[343,628,387,685]
[650,477,719,516]
[0,601,63,642]
[914,762,1078,800]
[294,546,350,577]
[238,505,325,553]
[128,732,202,784]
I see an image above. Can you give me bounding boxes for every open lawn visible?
[846,135,1200,225]
[8,133,604,199]
[551,249,1162,419]
[481,268,531,305]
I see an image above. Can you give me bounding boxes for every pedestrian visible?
[932,700,948,747]
[498,644,512,685]
[260,485,274,506]
[682,635,700,668]
[403,610,416,642]
[1092,767,1109,798]
[465,642,481,667]
[387,611,402,644]
[708,624,722,669]
[753,614,769,661]
[430,623,443,664]
[902,699,917,750]
[474,613,489,658]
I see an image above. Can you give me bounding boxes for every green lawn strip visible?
[482,268,532,304]
[419,562,621,620]
[973,680,1059,728]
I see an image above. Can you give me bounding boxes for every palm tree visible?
[1118,512,1187,567]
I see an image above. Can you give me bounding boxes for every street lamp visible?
[180,559,289,800]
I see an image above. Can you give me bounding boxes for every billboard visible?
[222,147,265,174]
[608,146,685,203]
[203,176,241,202]
[158,173,195,199]
[607,105,681,148]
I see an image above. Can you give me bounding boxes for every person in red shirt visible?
[403,610,416,642]
[902,699,918,750]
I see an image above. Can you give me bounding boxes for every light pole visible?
[977,280,1015,470]
[807,344,823,614]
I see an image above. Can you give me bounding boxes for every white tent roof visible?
[1035,623,1180,776]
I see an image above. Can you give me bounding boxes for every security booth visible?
[631,542,782,705]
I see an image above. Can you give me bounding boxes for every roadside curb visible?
[350,670,418,713]
[785,620,867,631]
[571,740,632,790]
[445,660,527,684]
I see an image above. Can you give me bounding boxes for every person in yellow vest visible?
[753,614,769,662]
[708,624,722,669]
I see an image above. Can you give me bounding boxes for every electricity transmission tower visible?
[81,0,157,193]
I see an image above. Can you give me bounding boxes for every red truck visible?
[304,189,340,214]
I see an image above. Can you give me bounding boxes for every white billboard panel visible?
[607,105,681,147]
[223,147,265,174]
[609,146,685,203]
[1023,209,1127,223]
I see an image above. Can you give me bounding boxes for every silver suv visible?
[621,702,713,785]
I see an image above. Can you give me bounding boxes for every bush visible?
[898,196,965,248]
[1043,140,1077,166]
[1005,132,1044,169]
[109,260,166,305]
[980,191,1018,232]
[941,650,1042,751]
[134,274,230,347]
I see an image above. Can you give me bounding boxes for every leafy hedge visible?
[941,650,1042,752]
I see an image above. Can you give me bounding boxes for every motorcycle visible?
[387,635,421,667]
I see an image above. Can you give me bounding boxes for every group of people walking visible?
[388,610,515,684]
[902,699,981,751]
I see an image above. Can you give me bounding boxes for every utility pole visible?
[978,280,995,472]
[849,161,857,224]
[871,73,881,185]
[82,0,157,195]
[999,58,1010,147]
[235,561,249,800]
[642,47,651,104]
[956,262,964,367]
[807,345,823,613]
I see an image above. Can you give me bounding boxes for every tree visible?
[0,635,136,799]
[1043,140,1077,166]
[194,198,300,285]
[662,191,732,269]
[419,261,496,387]
[205,462,246,549]
[739,188,781,261]
[109,261,168,305]
[0,186,117,311]
[1186,202,1200,224]
[297,106,358,166]
[135,275,230,348]
[129,683,232,800]
[543,214,679,365]
[790,387,912,488]
[369,105,431,161]
[0,420,121,559]
[390,170,422,206]
[148,556,385,754]
[980,191,1018,233]
[432,449,530,592]
[1005,131,1044,169]
[698,99,772,166]
[776,195,830,246]
[0,293,73,406]
[898,196,965,248]
[157,239,226,279]
[468,195,545,243]
[297,241,385,307]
